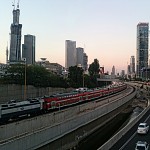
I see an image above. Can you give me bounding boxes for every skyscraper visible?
[136,23,149,78]
[76,47,84,67]
[130,56,135,74]
[127,65,131,75]
[65,40,76,68]
[9,4,22,64]
[22,35,35,64]
[83,53,88,71]
[111,65,115,75]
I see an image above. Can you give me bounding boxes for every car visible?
[135,141,149,150]
[137,123,149,134]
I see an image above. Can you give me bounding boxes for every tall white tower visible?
[65,40,76,68]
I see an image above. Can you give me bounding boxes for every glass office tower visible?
[136,23,149,78]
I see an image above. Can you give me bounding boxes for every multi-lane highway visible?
[110,107,150,150]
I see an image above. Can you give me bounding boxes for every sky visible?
[0,0,150,74]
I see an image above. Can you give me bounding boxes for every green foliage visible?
[26,65,50,87]
[1,58,102,89]
[84,74,97,88]
[3,64,24,84]
[68,63,99,88]
[26,65,68,87]
[2,64,68,88]
[68,66,84,87]
[88,59,100,77]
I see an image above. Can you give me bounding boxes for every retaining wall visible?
[0,84,72,104]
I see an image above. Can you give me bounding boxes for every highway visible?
[110,105,150,150]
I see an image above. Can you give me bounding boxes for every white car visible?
[135,141,149,150]
[137,123,149,134]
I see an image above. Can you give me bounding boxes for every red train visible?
[0,83,127,123]
[42,83,127,111]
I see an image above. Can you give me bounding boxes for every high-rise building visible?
[121,70,125,77]
[136,22,149,78]
[130,56,135,74]
[65,40,76,68]
[76,47,84,67]
[22,35,35,64]
[127,65,131,75]
[83,53,88,71]
[111,65,115,75]
[9,4,22,64]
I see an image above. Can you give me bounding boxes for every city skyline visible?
[1,0,150,73]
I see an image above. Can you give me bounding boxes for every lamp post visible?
[146,68,147,81]
[140,68,143,81]
[24,60,26,100]
[22,58,26,100]
[83,72,84,87]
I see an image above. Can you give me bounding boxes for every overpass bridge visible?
[0,85,136,150]
[97,78,119,82]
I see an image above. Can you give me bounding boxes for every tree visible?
[68,66,84,87]
[88,59,100,77]
[83,74,97,88]
[2,64,68,88]
[88,59,101,87]
[26,65,50,87]
[3,64,24,84]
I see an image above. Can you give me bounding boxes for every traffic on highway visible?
[110,106,150,150]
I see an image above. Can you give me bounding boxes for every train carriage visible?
[0,82,127,123]
[0,99,43,122]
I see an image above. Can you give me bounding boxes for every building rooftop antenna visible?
[12,0,15,10]
[17,0,20,9]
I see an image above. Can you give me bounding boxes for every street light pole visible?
[146,68,147,81]
[83,72,84,87]
[24,61,26,100]
[22,58,27,100]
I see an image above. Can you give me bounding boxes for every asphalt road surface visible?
[110,107,150,150]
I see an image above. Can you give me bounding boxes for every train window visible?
[30,100,38,103]
[8,100,16,104]
[51,101,56,107]
[1,104,8,107]
[49,95,54,98]
[43,95,49,98]
[9,103,16,106]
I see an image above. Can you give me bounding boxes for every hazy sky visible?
[0,0,150,73]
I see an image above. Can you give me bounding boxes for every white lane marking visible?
[145,114,150,122]
[119,132,136,150]
[119,113,150,150]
